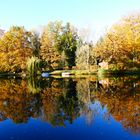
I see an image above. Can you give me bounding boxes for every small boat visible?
[62,72,70,77]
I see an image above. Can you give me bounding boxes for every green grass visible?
[49,69,97,75]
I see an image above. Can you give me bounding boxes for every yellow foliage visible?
[0,26,33,72]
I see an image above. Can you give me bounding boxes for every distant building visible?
[99,61,108,69]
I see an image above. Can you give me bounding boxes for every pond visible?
[0,76,139,140]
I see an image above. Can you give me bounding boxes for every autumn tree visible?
[94,14,140,70]
[0,26,37,72]
[40,21,63,70]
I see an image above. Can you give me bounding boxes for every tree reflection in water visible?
[0,76,139,134]
[94,76,140,134]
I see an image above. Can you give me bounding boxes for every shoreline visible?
[0,69,140,78]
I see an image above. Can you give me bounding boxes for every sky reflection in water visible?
[0,76,139,140]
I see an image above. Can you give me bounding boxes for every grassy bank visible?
[98,69,140,77]
[49,69,97,75]
[49,68,140,77]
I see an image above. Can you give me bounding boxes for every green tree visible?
[58,23,79,69]
[40,21,79,70]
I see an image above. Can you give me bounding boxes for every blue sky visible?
[0,0,140,41]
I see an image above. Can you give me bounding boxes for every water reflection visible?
[0,76,139,135]
[94,76,140,134]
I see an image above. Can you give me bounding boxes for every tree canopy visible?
[40,21,80,70]
[0,13,140,73]
[92,14,140,70]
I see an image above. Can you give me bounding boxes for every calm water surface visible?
[0,76,139,140]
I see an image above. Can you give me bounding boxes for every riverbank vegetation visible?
[0,13,140,76]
